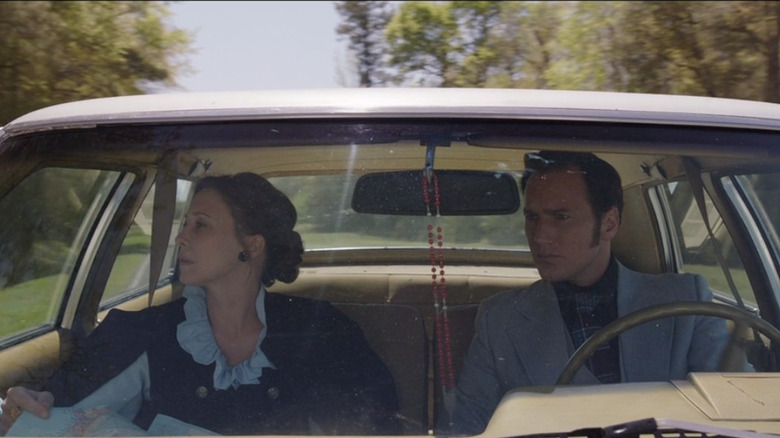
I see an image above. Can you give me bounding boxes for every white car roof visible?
[5,88,780,135]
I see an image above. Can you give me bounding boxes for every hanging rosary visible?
[423,171,455,391]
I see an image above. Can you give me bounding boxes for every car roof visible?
[5,88,780,135]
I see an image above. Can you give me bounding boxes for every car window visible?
[0,167,123,344]
[659,178,753,305]
[729,172,780,253]
[101,179,193,309]
[727,172,780,306]
[270,174,528,251]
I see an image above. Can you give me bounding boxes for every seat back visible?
[334,303,429,435]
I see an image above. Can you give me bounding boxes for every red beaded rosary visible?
[422,170,455,391]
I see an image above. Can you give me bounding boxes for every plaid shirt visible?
[554,257,620,383]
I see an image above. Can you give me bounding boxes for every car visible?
[1,87,780,437]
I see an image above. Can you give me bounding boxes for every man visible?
[450,150,748,435]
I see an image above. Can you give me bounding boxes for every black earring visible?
[238,251,249,262]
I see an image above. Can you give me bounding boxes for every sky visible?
[165,1,351,92]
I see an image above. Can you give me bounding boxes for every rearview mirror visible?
[352,170,520,216]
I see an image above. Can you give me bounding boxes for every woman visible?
[0,173,400,435]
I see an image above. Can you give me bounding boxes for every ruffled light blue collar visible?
[176,285,275,390]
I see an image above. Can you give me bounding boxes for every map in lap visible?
[7,406,218,436]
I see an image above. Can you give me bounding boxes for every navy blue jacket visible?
[47,293,401,435]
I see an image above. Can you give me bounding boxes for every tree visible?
[702,1,780,102]
[483,1,569,89]
[380,1,780,102]
[546,1,780,102]
[385,1,460,86]
[335,1,394,87]
[384,1,563,88]
[541,2,629,92]
[447,1,503,87]
[0,1,193,125]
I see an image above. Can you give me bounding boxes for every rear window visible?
[270,175,528,251]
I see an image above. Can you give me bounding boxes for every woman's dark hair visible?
[520,150,623,221]
[194,172,303,286]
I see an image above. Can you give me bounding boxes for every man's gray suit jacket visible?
[452,261,741,434]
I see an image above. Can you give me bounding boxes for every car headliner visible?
[6,88,780,135]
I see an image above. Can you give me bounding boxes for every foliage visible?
[335,1,394,87]
[339,1,780,102]
[0,168,116,289]
[385,1,460,86]
[0,1,193,125]
[547,1,774,100]
[484,1,568,89]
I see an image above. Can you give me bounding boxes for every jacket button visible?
[267,387,280,399]
[196,386,208,398]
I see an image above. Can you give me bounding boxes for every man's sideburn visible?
[589,205,605,248]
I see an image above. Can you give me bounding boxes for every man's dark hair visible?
[520,150,623,221]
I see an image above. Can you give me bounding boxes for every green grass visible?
[103,253,149,302]
[0,252,152,339]
[0,274,66,338]
[683,264,755,304]
[117,229,150,255]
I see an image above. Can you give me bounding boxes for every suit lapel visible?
[506,281,595,385]
[617,263,673,382]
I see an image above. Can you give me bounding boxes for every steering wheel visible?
[556,301,780,385]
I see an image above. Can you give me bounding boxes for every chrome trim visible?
[61,173,135,329]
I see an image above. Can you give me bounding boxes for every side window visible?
[729,173,780,303]
[660,179,753,305]
[732,173,780,253]
[101,179,193,307]
[0,168,123,343]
